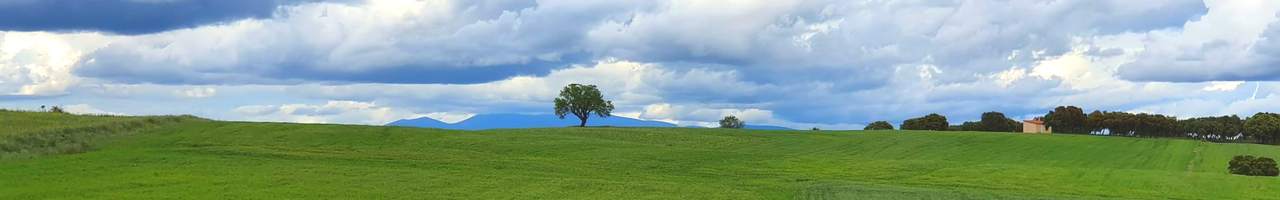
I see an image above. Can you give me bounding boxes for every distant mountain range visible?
[386,113,794,130]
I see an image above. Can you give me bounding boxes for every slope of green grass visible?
[1,112,1278,199]
[0,110,201,159]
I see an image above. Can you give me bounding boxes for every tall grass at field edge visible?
[1,115,203,159]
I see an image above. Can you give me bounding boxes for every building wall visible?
[1022,122,1051,134]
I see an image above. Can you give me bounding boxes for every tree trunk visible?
[578,116,588,127]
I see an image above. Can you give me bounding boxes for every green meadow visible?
[2,111,1279,199]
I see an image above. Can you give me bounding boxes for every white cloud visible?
[74,0,641,84]
[174,87,217,98]
[423,112,475,124]
[1118,0,1280,82]
[638,103,778,127]
[62,104,123,115]
[0,32,110,95]
[232,100,423,125]
[1202,81,1244,91]
[282,59,762,113]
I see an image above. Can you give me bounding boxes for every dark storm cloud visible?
[0,0,331,35]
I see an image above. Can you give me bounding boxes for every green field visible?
[2,111,1279,199]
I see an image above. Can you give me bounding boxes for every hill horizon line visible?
[387,113,795,130]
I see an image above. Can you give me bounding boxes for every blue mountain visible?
[388,113,796,130]
[387,116,452,128]
[387,113,676,130]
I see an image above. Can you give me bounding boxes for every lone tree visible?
[719,115,745,129]
[864,121,894,130]
[554,84,615,127]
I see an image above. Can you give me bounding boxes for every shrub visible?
[902,113,948,131]
[1228,155,1279,176]
[864,121,894,130]
[48,106,65,114]
[956,121,981,131]
[719,115,745,129]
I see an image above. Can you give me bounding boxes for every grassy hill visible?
[1,111,1278,199]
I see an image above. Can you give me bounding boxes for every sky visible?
[1,0,1278,129]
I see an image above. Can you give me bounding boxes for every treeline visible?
[873,111,1023,132]
[873,105,1280,145]
[1045,106,1280,144]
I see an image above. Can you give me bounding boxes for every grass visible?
[0,110,202,159]
[1,111,1279,199]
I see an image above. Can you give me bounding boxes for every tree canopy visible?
[902,113,948,131]
[553,84,615,127]
[1043,106,1088,134]
[719,115,745,129]
[1179,115,1243,141]
[978,111,1021,132]
[864,121,894,130]
[1246,113,1280,144]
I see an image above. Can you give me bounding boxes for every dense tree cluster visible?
[1043,106,1088,134]
[1179,115,1244,141]
[1246,113,1280,144]
[864,121,894,130]
[952,121,981,131]
[1045,106,1280,145]
[877,105,1280,145]
[1084,111,1178,137]
[978,112,1021,132]
[902,113,948,131]
[945,112,1021,132]
[1229,155,1279,176]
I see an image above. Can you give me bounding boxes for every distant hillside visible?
[387,113,676,130]
[387,113,795,130]
[4,111,1280,199]
[744,125,794,130]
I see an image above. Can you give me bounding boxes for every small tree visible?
[719,115,745,129]
[48,106,65,114]
[553,84,615,127]
[864,121,894,130]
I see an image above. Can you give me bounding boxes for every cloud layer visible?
[2,0,1278,129]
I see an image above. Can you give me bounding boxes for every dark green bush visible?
[48,106,65,114]
[864,121,894,130]
[902,114,948,131]
[1228,155,1279,176]
[718,115,745,129]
